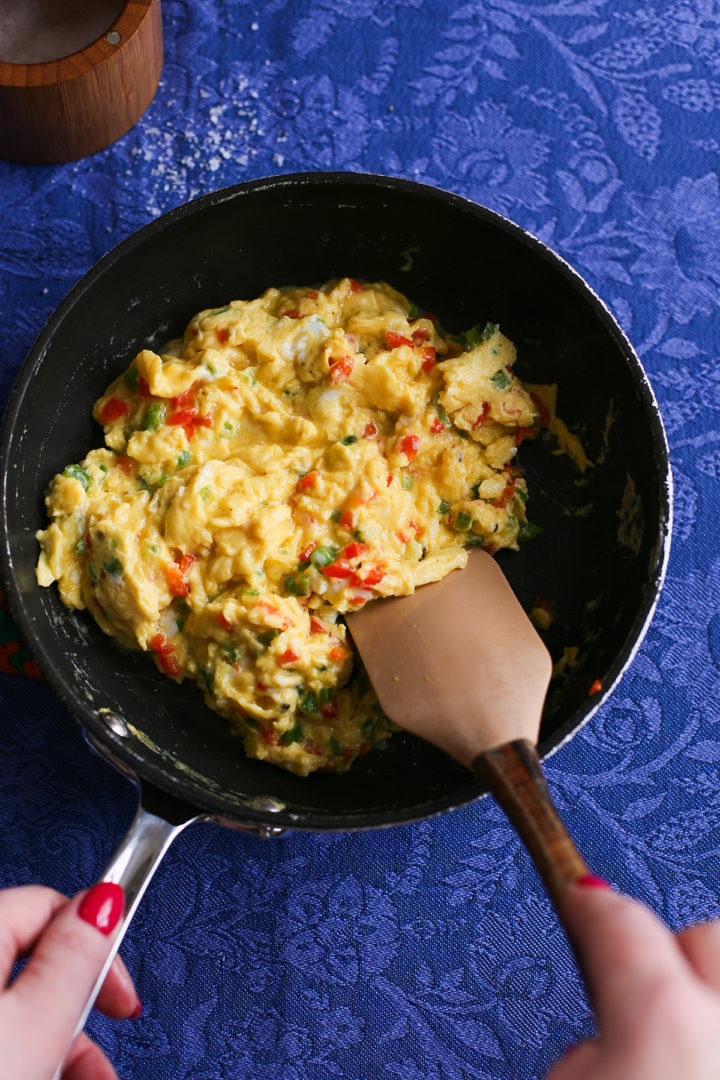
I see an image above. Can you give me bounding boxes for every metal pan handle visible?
[51,799,199,1080]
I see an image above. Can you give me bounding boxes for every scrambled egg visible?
[36,279,544,776]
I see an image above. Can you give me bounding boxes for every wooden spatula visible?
[345,549,589,909]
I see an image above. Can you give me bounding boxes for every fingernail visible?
[576,874,611,890]
[78,882,124,935]
[131,1000,142,1020]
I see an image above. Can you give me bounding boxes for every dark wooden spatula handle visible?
[472,739,589,909]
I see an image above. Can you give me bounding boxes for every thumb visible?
[560,877,688,1037]
[5,883,124,1074]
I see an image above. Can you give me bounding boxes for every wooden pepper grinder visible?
[0,0,163,164]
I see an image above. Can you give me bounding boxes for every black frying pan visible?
[0,173,672,1059]
[0,172,672,832]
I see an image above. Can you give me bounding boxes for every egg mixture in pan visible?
[37,279,554,776]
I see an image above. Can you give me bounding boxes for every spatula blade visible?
[346,550,552,769]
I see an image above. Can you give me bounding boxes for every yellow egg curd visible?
[36,278,544,776]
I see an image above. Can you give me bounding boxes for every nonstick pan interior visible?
[0,173,672,831]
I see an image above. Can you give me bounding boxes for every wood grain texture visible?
[472,739,589,908]
[0,0,162,164]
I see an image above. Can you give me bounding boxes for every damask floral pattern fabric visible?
[2,1,720,1077]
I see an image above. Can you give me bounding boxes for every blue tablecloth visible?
[3,2,720,1077]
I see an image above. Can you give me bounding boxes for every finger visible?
[94,952,140,1020]
[62,1031,118,1080]
[545,1039,601,1079]
[3,882,125,1076]
[677,921,720,993]
[560,880,690,1035]
[0,886,68,985]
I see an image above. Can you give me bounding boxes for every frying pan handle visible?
[472,739,589,911]
[52,802,198,1080]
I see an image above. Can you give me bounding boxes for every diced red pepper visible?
[262,726,279,745]
[282,307,301,319]
[349,279,362,292]
[279,649,300,665]
[339,508,355,530]
[168,406,198,428]
[412,327,428,344]
[99,398,128,424]
[492,482,517,508]
[342,542,370,560]
[473,403,490,429]
[194,415,213,429]
[385,329,413,349]
[216,613,234,631]
[349,594,367,605]
[300,541,317,562]
[150,633,180,677]
[307,289,319,299]
[588,679,602,697]
[431,418,445,434]
[420,346,436,373]
[297,471,319,492]
[387,474,393,486]
[363,420,377,438]
[399,434,420,461]
[359,567,385,587]
[138,378,151,399]
[322,560,354,579]
[321,700,338,718]
[533,595,556,624]
[396,530,408,544]
[329,355,355,384]
[310,617,326,635]
[424,311,438,323]
[116,455,134,475]
[515,425,539,447]
[330,646,347,661]
[216,327,229,343]
[166,552,195,597]
[530,392,551,428]
[173,385,198,410]
[408,520,421,535]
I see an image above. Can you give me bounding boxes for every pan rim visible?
[0,169,673,832]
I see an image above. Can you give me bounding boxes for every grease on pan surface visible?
[37,278,548,776]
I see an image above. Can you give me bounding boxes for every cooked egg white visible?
[37,279,543,775]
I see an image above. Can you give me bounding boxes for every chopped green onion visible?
[140,402,166,431]
[123,366,140,390]
[438,500,450,515]
[257,629,280,647]
[516,488,528,504]
[285,574,310,596]
[63,464,92,490]
[211,306,231,315]
[244,716,260,730]
[330,509,341,523]
[103,558,123,577]
[329,736,343,756]
[311,545,338,568]
[148,543,159,553]
[464,321,498,348]
[222,644,239,664]
[341,435,357,445]
[457,430,469,439]
[177,450,192,468]
[299,690,318,715]
[280,721,304,744]
[490,370,512,390]
[244,588,260,596]
[454,510,473,531]
[74,538,87,554]
[319,687,334,704]
[518,520,543,541]
[436,405,450,426]
[200,487,211,502]
[89,563,97,584]
[99,464,108,475]
[401,475,414,491]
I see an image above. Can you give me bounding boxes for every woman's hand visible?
[548,877,720,1080]
[0,884,139,1080]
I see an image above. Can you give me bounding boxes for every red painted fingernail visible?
[78,883,124,935]
[576,874,611,890]
[131,1000,142,1020]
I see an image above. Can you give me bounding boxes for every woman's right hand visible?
[547,877,720,1080]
